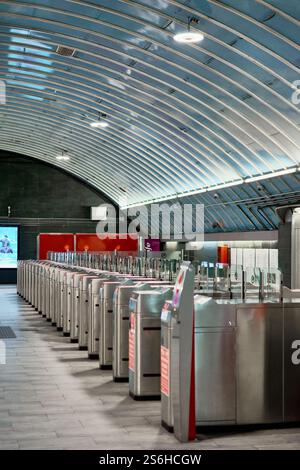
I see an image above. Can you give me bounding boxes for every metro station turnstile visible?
[87,274,117,359]
[70,272,89,342]
[112,280,171,382]
[112,283,149,382]
[62,270,82,336]
[87,278,103,357]
[128,287,173,400]
[78,275,100,350]
[99,279,125,369]
[162,263,300,442]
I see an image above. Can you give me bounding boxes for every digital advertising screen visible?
[0,226,18,269]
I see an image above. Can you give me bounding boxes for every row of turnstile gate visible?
[17,260,174,396]
[17,259,300,443]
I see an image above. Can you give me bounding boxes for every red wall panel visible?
[75,233,138,253]
[217,245,230,265]
[38,233,75,260]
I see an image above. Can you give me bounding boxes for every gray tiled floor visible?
[0,285,300,450]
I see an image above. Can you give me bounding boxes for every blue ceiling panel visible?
[0,0,299,232]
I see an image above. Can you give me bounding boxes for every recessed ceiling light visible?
[174,17,204,44]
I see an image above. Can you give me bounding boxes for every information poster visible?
[0,226,18,268]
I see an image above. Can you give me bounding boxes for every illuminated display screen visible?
[0,226,18,269]
[172,269,186,309]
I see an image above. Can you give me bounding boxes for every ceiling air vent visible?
[55,45,76,57]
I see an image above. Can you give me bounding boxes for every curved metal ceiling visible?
[0,0,299,218]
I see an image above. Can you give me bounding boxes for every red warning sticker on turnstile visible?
[129,313,135,371]
[160,346,169,396]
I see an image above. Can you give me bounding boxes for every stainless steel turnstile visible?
[47,265,57,322]
[62,270,82,336]
[112,281,171,382]
[128,287,173,399]
[163,292,300,438]
[53,267,65,328]
[70,272,87,343]
[99,278,134,369]
[78,274,100,350]
[112,283,147,381]
[87,274,115,359]
[51,266,62,325]
[57,269,67,331]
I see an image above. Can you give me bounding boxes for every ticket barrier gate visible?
[88,278,105,358]
[87,274,116,359]
[43,264,52,319]
[70,272,91,343]
[52,266,64,327]
[25,261,30,301]
[27,262,33,305]
[57,266,89,333]
[47,265,58,322]
[87,273,146,361]
[51,266,63,326]
[128,287,173,400]
[99,278,136,369]
[88,274,139,363]
[17,261,23,296]
[113,283,150,382]
[78,274,103,350]
[33,263,42,312]
[26,261,34,306]
[34,262,47,312]
[31,263,37,310]
[162,264,300,442]
[57,269,68,331]
[36,262,44,314]
[57,266,96,335]
[112,280,172,382]
[62,270,82,336]
[38,263,52,315]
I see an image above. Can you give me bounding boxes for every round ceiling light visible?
[173,31,204,43]
[174,17,204,44]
